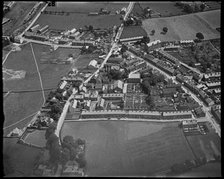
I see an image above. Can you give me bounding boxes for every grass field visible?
[3,42,80,135]
[3,2,36,36]
[120,26,147,39]
[61,121,195,176]
[55,2,128,13]
[142,10,220,42]
[3,138,41,176]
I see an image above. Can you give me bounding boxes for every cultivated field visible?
[61,121,194,176]
[34,2,127,31]
[3,42,80,135]
[142,10,220,42]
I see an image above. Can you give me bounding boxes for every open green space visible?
[61,121,194,176]
[142,10,220,42]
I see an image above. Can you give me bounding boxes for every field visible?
[3,138,41,176]
[120,26,147,39]
[136,2,186,17]
[142,10,220,42]
[61,121,195,176]
[34,2,128,31]
[3,2,36,36]
[3,42,80,135]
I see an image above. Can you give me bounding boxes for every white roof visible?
[89,59,98,67]
[147,40,161,47]
[114,80,123,89]
[128,73,140,79]
[72,100,78,108]
[60,81,67,89]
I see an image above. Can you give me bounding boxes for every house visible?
[204,97,214,106]
[102,93,124,101]
[127,73,141,83]
[88,59,98,68]
[194,107,206,118]
[97,98,106,110]
[182,119,198,128]
[211,106,221,124]
[113,80,123,93]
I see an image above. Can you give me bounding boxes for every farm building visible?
[88,59,98,68]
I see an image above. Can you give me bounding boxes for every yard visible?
[61,121,195,176]
[142,10,220,42]
[33,2,128,31]
[3,42,80,136]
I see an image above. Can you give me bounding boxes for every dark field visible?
[3,42,80,135]
[61,121,195,176]
[120,26,147,39]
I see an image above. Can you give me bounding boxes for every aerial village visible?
[3,1,221,177]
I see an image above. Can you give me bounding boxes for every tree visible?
[194,4,200,12]
[89,25,93,32]
[60,148,70,165]
[163,27,168,33]
[151,29,155,35]
[141,36,150,44]
[184,4,194,13]
[200,3,206,11]
[45,121,57,140]
[76,153,87,168]
[196,32,204,40]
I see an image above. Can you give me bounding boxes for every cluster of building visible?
[182,120,208,135]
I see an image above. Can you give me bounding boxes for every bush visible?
[163,27,168,33]
[196,32,204,40]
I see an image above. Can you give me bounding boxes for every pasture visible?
[61,121,194,176]
[142,10,220,42]
[3,42,80,135]
[34,2,127,31]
